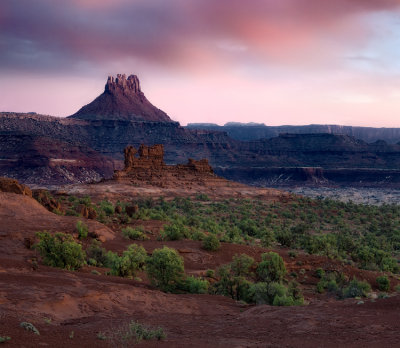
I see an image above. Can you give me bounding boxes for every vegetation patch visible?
[146,246,185,292]
[20,322,40,335]
[35,232,85,270]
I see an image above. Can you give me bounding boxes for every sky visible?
[0,0,400,127]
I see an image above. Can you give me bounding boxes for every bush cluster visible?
[35,231,85,270]
[122,226,148,240]
[212,252,303,306]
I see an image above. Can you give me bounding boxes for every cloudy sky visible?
[1,0,400,126]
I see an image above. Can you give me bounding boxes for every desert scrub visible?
[146,246,184,292]
[122,226,148,240]
[20,322,40,335]
[127,196,400,274]
[181,276,209,294]
[202,234,221,251]
[257,252,286,283]
[35,232,85,270]
[341,278,371,298]
[230,254,254,277]
[86,240,108,267]
[76,220,88,239]
[109,321,165,345]
[98,200,114,216]
[376,275,390,291]
[106,244,146,278]
[0,336,11,343]
[160,221,189,241]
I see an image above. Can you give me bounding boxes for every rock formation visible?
[124,144,165,168]
[33,189,63,213]
[0,177,32,196]
[69,74,173,122]
[113,144,215,187]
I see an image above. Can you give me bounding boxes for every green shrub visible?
[106,244,147,278]
[342,278,371,298]
[248,281,303,306]
[260,229,274,247]
[146,247,185,292]
[248,282,285,305]
[99,200,114,216]
[202,234,221,251]
[123,321,165,342]
[195,193,210,201]
[326,279,339,293]
[273,295,295,306]
[206,269,215,278]
[122,226,147,240]
[20,322,40,335]
[109,321,166,344]
[248,282,270,305]
[86,240,108,267]
[66,209,79,217]
[257,252,286,283]
[76,221,88,239]
[161,222,189,241]
[0,336,11,343]
[315,268,325,279]
[35,232,85,270]
[231,254,254,277]
[182,276,209,294]
[376,275,390,291]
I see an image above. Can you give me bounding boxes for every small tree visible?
[230,254,254,277]
[35,231,85,270]
[202,234,220,251]
[107,244,147,277]
[257,252,286,283]
[342,278,371,298]
[146,247,184,292]
[376,275,390,291]
[161,222,189,241]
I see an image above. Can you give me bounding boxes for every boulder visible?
[0,177,32,196]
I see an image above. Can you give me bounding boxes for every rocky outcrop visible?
[124,144,165,168]
[113,144,214,187]
[32,189,63,213]
[0,133,116,185]
[69,74,173,122]
[187,123,400,144]
[0,177,32,196]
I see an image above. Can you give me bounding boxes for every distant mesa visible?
[69,74,173,122]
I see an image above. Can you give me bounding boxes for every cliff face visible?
[69,74,173,122]
[0,132,115,185]
[186,123,400,144]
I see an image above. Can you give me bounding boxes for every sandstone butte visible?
[69,74,173,122]
[113,144,215,187]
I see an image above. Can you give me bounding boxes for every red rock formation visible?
[123,144,165,170]
[69,74,173,122]
[33,189,63,213]
[113,144,215,187]
[0,177,32,196]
